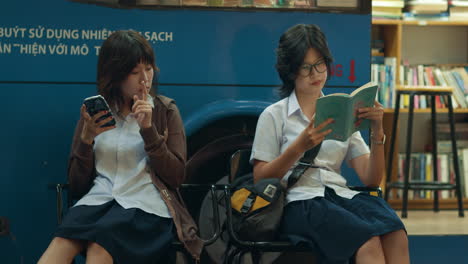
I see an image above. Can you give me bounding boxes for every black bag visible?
[230,173,285,241]
[229,142,322,242]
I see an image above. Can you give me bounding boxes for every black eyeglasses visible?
[298,60,327,77]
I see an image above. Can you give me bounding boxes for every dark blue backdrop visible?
[0,0,371,262]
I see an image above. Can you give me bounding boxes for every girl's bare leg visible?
[38,237,84,264]
[86,242,113,264]
[380,229,410,264]
[355,236,386,264]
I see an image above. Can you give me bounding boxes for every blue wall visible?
[0,0,371,262]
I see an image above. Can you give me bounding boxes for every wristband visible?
[371,133,386,145]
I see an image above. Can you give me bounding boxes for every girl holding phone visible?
[39,30,201,264]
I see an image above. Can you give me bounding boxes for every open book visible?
[314,82,378,142]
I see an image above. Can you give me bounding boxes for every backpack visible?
[229,173,285,242]
[228,143,322,242]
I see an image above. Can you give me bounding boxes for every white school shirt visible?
[250,90,370,204]
[74,96,171,218]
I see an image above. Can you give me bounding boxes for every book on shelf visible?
[461,148,468,198]
[314,82,378,142]
[373,0,404,8]
[451,0,468,7]
[451,67,468,93]
[372,0,405,19]
[450,1,468,20]
[436,123,468,140]
[437,140,468,198]
[402,11,450,21]
[371,57,396,108]
[406,0,448,14]
[316,0,358,8]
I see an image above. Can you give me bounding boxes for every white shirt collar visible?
[287,90,301,117]
[287,90,325,118]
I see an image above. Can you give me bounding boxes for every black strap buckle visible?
[240,193,256,214]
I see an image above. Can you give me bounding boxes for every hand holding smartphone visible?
[83,95,116,127]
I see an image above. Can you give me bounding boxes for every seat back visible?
[229,149,253,183]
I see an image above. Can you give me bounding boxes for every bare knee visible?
[382,230,409,251]
[86,242,113,264]
[38,237,83,264]
[356,236,385,264]
[51,237,82,249]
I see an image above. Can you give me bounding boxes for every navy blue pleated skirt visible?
[54,200,174,264]
[280,187,405,264]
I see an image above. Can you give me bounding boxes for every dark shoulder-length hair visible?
[97,30,159,111]
[275,24,334,99]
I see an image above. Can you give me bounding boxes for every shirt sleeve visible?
[250,109,281,164]
[68,118,96,198]
[141,101,186,189]
[345,131,370,164]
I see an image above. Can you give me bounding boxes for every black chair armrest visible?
[48,183,70,225]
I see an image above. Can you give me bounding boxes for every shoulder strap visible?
[287,142,322,188]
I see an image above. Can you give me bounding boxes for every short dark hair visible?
[275,24,334,99]
[97,30,158,111]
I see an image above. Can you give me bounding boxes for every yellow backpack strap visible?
[231,188,252,213]
[251,196,270,211]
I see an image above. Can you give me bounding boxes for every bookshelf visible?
[373,19,468,209]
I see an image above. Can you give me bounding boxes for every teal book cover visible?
[315,82,378,141]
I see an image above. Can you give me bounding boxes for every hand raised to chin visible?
[132,83,153,128]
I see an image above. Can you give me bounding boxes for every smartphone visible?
[83,95,116,127]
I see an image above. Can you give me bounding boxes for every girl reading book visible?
[251,24,409,263]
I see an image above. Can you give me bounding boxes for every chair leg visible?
[237,250,250,264]
[226,247,241,264]
[237,250,246,264]
[251,250,261,264]
[183,251,193,264]
[385,91,401,201]
[431,95,440,213]
[402,93,415,218]
[447,96,465,217]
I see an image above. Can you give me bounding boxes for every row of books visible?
[371,57,397,108]
[134,0,356,8]
[372,0,405,19]
[371,60,468,109]
[372,0,468,21]
[136,0,295,7]
[450,0,468,20]
[436,122,468,140]
[398,65,468,109]
[390,140,468,200]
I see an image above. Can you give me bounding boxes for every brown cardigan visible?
[67,95,203,260]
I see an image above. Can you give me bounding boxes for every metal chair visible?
[48,183,225,263]
[222,149,382,264]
